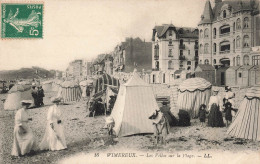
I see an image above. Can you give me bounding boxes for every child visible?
[198,104,207,127]
[224,102,236,127]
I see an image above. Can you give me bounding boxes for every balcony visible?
[219,50,230,54]
[219,32,230,38]
[152,68,160,71]
[179,55,186,60]
[194,45,199,50]
[154,55,159,60]
[179,44,185,49]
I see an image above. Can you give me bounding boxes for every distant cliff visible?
[0,67,56,80]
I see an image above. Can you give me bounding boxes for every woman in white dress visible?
[11,100,37,156]
[39,97,67,151]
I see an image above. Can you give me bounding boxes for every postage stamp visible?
[1,3,43,38]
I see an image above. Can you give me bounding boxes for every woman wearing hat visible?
[39,97,67,151]
[11,100,37,156]
[207,89,224,127]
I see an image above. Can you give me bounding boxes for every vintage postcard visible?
[0,0,260,164]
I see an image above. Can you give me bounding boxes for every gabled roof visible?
[227,66,241,71]
[196,64,215,71]
[124,71,149,87]
[199,0,214,25]
[238,65,254,70]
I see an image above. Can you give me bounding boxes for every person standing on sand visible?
[11,100,37,157]
[198,104,207,127]
[207,89,224,127]
[39,97,67,151]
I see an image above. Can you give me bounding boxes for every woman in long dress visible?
[207,89,224,127]
[11,100,37,156]
[39,97,67,151]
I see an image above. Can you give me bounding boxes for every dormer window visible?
[169,30,172,36]
[223,10,227,18]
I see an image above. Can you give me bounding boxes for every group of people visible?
[198,86,237,127]
[31,85,45,107]
[11,97,67,157]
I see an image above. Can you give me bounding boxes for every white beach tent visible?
[42,80,53,92]
[110,70,158,137]
[79,79,94,98]
[52,79,63,92]
[177,78,212,118]
[4,84,34,110]
[227,86,260,141]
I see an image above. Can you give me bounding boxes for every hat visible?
[213,88,219,92]
[51,97,62,103]
[21,100,33,105]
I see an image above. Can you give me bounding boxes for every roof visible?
[199,0,214,25]
[245,85,260,99]
[178,77,212,92]
[196,64,215,71]
[227,66,241,71]
[174,70,182,75]
[124,71,150,87]
[249,65,260,70]
[238,65,254,70]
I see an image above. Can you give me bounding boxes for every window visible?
[169,30,172,36]
[200,30,203,38]
[204,59,209,65]
[252,55,260,65]
[223,10,227,18]
[204,43,209,54]
[233,39,235,52]
[169,49,173,57]
[169,39,172,45]
[236,18,241,29]
[220,41,230,52]
[213,59,216,64]
[243,55,249,65]
[238,72,242,78]
[236,36,240,48]
[187,61,191,65]
[200,44,203,54]
[243,35,249,47]
[236,56,240,66]
[188,50,190,55]
[220,25,230,35]
[204,28,209,38]
[188,39,190,44]
[180,50,183,56]
[244,17,249,28]
[154,44,159,57]
[213,43,216,53]
[233,22,235,32]
[213,28,216,38]
[200,60,202,64]
[180,39,183,45]
[168,60,173,69]
[233,57,235,66]
[155,61,159,69]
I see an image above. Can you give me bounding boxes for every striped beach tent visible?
[4,84,34,110]
[58,81,82,102]
[227,86,260,141]
[110,70,158,137]
[94,73,120,95]
[177,78,212,118]
[42,80,53,92]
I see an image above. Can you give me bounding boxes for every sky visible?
[0,0,211,71]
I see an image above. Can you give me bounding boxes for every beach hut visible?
[111,70,158,137]
[42,80,53,92]
[225,66,241,86]
[216,66,229,86]
[150,71,161,84]
[249,65,260,86]
[194,64,215,85]
[177,78,212,118]
[79,79,94,98]
[93,73,120,95]
[227,86,260,141]
[58,81,82,102]
[237,65,254,87]
[4,84,34,110]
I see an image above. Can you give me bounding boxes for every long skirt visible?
[208,103,224,127]
[39,121,67,151]
[11,126,36,156]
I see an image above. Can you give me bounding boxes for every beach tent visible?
[94,73,120,95]
[227,86,260,141]
[79,79,94,98]
[110,70,158,137]
[42,80,53,92]
[52,79,63,92]
[58,81,82,102]
[177,78,212,118]
[4,84,34,110]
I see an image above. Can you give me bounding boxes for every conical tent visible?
[42,80,53,92]
[227,86,260,141]
[4,84,34,110]
[58,81,82,102]
[177,78,212,118]
[110,71,158,137]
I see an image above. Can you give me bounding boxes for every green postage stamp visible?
[1,3,43,38]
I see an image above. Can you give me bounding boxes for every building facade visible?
[198,0,260,67]
[152,24,199,72]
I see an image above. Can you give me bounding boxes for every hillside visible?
[0,67,56,80]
